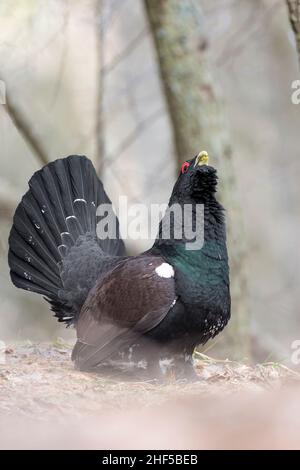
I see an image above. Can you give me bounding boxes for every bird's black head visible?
[170,151,218,205]
[154,151,224,250]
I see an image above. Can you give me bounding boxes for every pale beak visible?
[195,150,209,166]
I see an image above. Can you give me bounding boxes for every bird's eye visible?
[181,162,190,174]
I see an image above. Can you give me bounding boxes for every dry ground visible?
[0,341,300,449]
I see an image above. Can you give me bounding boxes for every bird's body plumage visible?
[8,154,230,380]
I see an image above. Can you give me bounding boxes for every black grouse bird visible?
[8,152,230,379]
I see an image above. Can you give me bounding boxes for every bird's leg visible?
[130,339,201,382]
[171,353,200,381]
[145,351,200,382]
[112,342,201,382]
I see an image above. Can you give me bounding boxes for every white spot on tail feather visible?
[74,198,87,203]
[155,263,174,278]
[66,215,77,221]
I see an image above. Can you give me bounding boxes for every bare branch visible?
[50,4,70,106]
[95,0,105,175]
[104,107,165,168]
[0,177,20,219]
[217,0,281,68]
[3,91,49,166]
[287,0,300,67]
[102,27,149,76]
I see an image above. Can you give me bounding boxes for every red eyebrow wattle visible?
[181,162,190,174]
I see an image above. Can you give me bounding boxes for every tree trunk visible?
[144,0,249,358]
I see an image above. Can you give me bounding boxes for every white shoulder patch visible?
[155,262,174,278]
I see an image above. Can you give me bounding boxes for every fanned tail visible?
[8,155,125,324]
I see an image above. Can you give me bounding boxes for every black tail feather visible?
[8,155,125,324]
[10,227,61,287]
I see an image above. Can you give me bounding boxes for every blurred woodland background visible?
[0,0,300,365]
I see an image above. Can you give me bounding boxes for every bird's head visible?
[170,151,218,204]
[155,151,224,249]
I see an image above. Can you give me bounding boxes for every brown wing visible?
[72,255,176,370]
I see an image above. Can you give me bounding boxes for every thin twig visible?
[101,27,149,76]
[0,177,20,219]
[3,91,49,166]
[95,0,105,175]
[287,0,300,68]
[50,3,70,106]
[217,0,281,67]
[104,107,165,168]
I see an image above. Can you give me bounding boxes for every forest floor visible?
[1,341,300,449]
